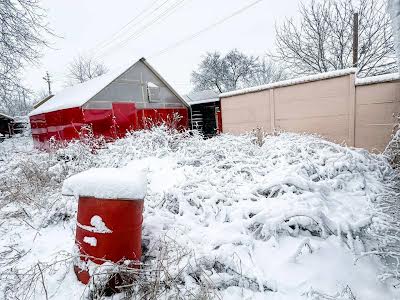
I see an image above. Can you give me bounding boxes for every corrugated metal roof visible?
[183,90,219,105]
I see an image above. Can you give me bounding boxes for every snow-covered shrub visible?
[1,127,400,299]
[384,114,400,171]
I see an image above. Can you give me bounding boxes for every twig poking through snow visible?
[37,263,49,300]
[290,238,314,262]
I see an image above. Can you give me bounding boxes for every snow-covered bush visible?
[384,114,400,171]
[1,127,400,299]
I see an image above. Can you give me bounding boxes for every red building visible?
[29,58,189,149]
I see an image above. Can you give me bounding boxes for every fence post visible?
[269,89,275,133]
[349,73,356,147]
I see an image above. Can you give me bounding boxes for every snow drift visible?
[0,127,399,299]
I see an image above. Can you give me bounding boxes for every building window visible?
[147,82,161,102]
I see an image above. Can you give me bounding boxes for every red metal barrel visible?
[74,196,144,284]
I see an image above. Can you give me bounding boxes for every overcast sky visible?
[22,0,304,97]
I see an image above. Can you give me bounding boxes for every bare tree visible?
[222,49,259,91]
[191,52,226,93]
[67,55,108,85]
[389,0,400,69]
[34,88,50,104]
[191,49,285,93]
[249,58,288,86]
[0,85,33,116]
[274,0,397,77]
[0,0,50,115]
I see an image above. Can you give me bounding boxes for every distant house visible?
[29,58,189,150]
[183,90,221,137]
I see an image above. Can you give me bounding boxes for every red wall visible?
[30,103,188,149]
[137,108,188,130]
[30,107,85,150]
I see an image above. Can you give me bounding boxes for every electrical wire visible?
[149,0,264,58]
[95,0,189,59]
[89,0,172,56]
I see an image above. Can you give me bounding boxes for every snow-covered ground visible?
[0,128,399,299]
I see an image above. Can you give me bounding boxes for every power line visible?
[96,0,189,59]
[150,0,265,58]
[94,0,185,59]
[88,0,169,56]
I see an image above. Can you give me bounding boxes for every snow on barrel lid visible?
[62,167,147,200]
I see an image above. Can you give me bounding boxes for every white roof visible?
[220,68,357,98]
[28,69,122,116]
[183,90,219,105]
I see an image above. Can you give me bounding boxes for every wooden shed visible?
[0,113,13,140]
[184,90,222,137]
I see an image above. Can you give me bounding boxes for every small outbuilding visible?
[0,113,14,140]
[184,90,221,137]
[0,113,26,141]
[29,58,189,149]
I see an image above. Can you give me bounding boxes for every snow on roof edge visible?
[0,112,13,120]
[355,72,400,86]
[187,98,220,105]
[220,68,357,98]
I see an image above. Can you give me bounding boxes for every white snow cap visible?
[356,72,400,86]
[62,167,147,200]
[220,68,357,98]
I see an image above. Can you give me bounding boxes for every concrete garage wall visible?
[220,69,400,152]
[355,80,400,152]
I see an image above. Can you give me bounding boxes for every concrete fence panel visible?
[221,90,271,134]
[355,81,400,152]
[274,75,353,145]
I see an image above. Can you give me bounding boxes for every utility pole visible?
[352,12,359,67]
[43,71,52,95]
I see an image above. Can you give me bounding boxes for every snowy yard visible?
[1,127,400,299]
